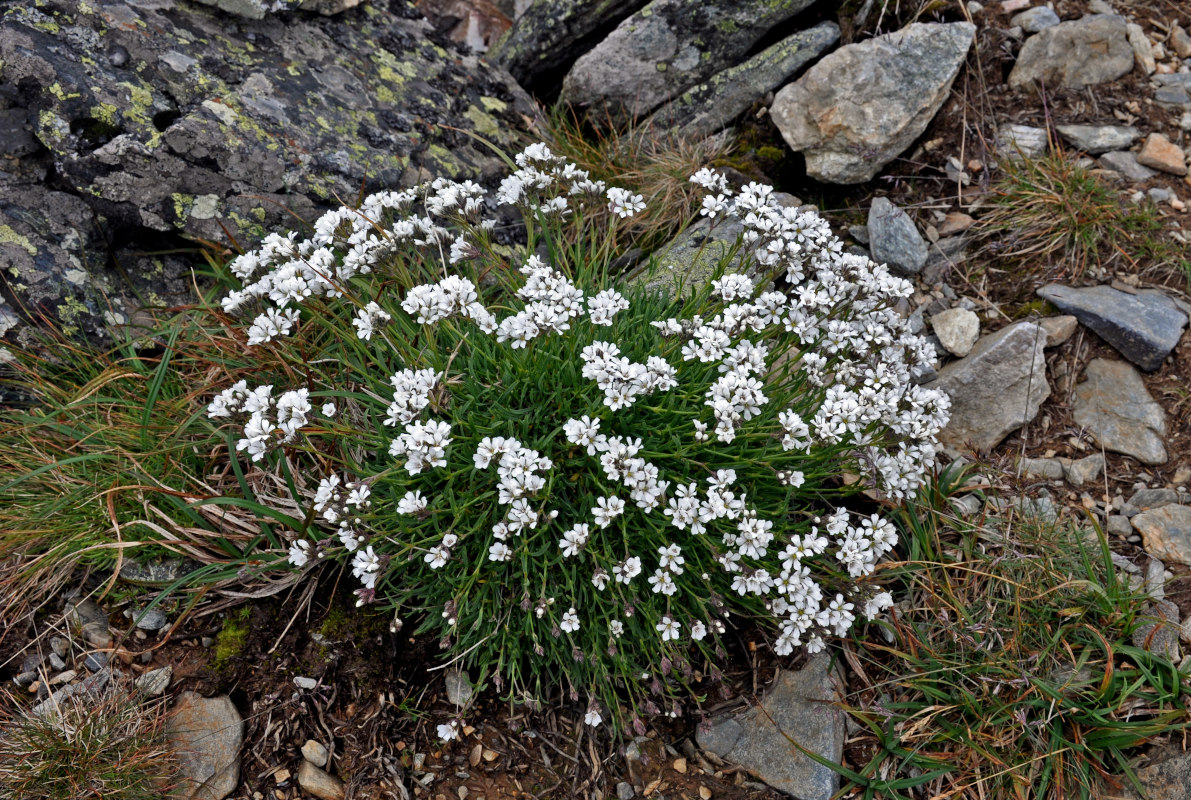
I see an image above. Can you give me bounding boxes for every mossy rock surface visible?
[0,0,538,343]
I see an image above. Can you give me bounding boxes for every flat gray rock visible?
[696,656,844,800]
[925,322,1050,453]
[628,216,758,297]
[1009,15,1133,89]
[868,197,928,275]
[1099,150,1159,181]
[1134,506,1191,567]
[645,22,840,142]
[1037,284,1188,371]
[771,22,975,184]
[1056,123,1140,154]
[561,0,817,120]
[1064,453,1105,486]
[1010,6,1060,32]
[997,124,1048,157]
[1073,358,1167,464]
[167,692,244,800]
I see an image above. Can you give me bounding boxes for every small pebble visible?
[135,608,168,632]
[302,739,329,768]
[294,676,318,690]
[84,652,109,672]
[200,636,215,648]
[48,653,66,671]
[108,45,129,67]
[50,637,69,659]
[49,670,76,685]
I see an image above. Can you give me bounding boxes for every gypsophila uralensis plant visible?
[204,144,949,734]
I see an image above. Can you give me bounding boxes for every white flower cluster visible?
[579,341,677,411]
[474,436,554,563]
[206,145,953,732]
[205,381,312,461]
[496,142,606,214]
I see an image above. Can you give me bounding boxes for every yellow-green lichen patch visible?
[424,144,462,178]
[171,193,194,221]
[464,105,500,139]
[0,225,37,256]
[90,102,119,125]
[56,295,89,337]
[479,96,508,114]
[717,19,739,33]
[48,82,79,101]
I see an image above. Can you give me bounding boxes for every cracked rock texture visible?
[561,0,817,121]
[0,0,537,343]
[770,22,975,184]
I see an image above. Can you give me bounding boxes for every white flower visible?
[560,607,580,633]
[437,720,460,741]
[690,621,708,641]
[592,496,626,528]
[488,541,512,562]
[321,402,336,417]
[613,556,642,584]
[396,490,428,515]
[584,708,603,727]
[606,186,645,218]
[610,620,624,638]
[656,615,681,642]
[288,540,311,567]
[559,524,590,558]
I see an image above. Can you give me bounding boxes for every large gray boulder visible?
[489,0,650,98]
[0,0,538,344]
[644,22,840,142]
[193,0,362,18]
[1008,15,1133,90]
[770,22,975,184]
[925,322,1050,453]
[561,0,818,121]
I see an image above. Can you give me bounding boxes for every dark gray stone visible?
[771,22,975,183]
[1021,456,1064,480]
[489,0,650,98]
[561,0,818,120]
[696,656,844,800]
[134,607,169,632]
[868,197,928,275]
[1056,123,1140,154]
[84,652,109,672]
[1154,85,1191,106]
[1008,15,1133,90]
[925,322,1050,453]
[119,558,202,586]
[0,0,538,344]
[1037,284,1187,371]
[1073,359,1167,465]
[1130,488,1181,511]
[644,22,840,142]
[444,669,474,707]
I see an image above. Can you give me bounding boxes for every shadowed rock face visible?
[0,0,537,343]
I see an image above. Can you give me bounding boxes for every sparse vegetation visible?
[842,466,1191,800]
[978,149,1184,280]
[0,682,179,800]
